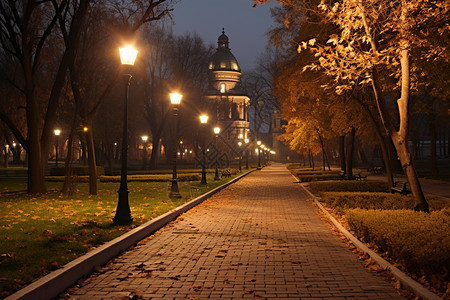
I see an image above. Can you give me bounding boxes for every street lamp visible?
[257,140,262,169]
[141,135,148,170]
[199,115,208,184]
[244,138,249,169]
[169,92,183,198]
[261,144,266,166]
[213,126,220,180]
[54,129,61,167]
[237,141,242,172]
[113,45,138,225]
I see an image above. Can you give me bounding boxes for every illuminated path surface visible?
[66,164,405,299]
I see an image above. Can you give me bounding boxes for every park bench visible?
[368,166,382,174]
[354,173,367,181]
[340,170,346,179]
[391,181,411,195]
[221,169,231,178]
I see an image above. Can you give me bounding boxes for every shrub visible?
[45,176,89,183]
[319,192,449,213]
[296,174,342,182]
[296,170,340,176]
[49,166,105,176]
[287,163,311,170]
[99,173,201,182]
[307,180,389,193]
[346,209,450,274]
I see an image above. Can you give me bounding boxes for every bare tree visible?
[0,0,174,193]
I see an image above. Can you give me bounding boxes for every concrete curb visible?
[6,170,255,300]
[297,180,441,300]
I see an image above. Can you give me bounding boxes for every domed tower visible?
[204,29,250,144]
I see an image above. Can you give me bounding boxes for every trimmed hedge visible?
[319,192,449,213]
[296,170,340,176]
[287,164,311,170]
[99,173,201,182]
[296,174,342,182]
[346,208,450,274]
[49,166,105,176]
[46,174,201,182]
[307,180,389,193]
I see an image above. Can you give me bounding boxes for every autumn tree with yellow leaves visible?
[255,0,448,212]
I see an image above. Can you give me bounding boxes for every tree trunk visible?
[362,1,428,211]
[359,149,369,166]
[62,131,75,195]
[346,127,355,180]
[339,135,346,173]
[379,136,394,189]
[393,45,428,212]
[107,145,114,176]
[317,130,326,171]
[149,133,162,169]
[429,111,438,176]
[85,119,98,195]
[3,148,8,168]
[27,97,47,193]
[325,150,331,171]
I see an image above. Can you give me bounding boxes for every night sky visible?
[171,0,278,72]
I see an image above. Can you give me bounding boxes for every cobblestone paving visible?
[66,164,405,299]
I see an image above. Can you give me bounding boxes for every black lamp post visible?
[213,126,220,180]
[200,115,208,184]
[257,140,262,169]
[54,129,60,167]
[244,138,249,169]
[169,92,183,198]
[113,46,138,225]
[261,144,266,166]
[141,135,148,170]
[237,141,242,172]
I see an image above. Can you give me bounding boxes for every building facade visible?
[204,30,250,143]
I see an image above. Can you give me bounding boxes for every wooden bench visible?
[354,173,367,181]
[340,170,346,179]
[368,166,382,174]
[221,170,231,178]
[391,181,411,195]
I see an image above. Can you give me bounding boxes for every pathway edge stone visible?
[298,179,441,300]
[6,170,255,300]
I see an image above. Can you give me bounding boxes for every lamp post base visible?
[200,170,207,185]
[169,179,182,198]
[214,167,220,181]
[113,188,133,225]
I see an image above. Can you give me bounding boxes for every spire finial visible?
[222,28,225,34]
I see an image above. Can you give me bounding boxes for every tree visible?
[242,47,281,140]
[0,0,173,193]
[136,26,212,169]
[255,0,448,212]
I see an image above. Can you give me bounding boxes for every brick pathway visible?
[66,164,405,299]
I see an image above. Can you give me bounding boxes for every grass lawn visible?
[0,172,240,297]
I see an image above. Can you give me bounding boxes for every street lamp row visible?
[113,45,260,225]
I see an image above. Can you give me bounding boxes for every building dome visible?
[208,29,241,72]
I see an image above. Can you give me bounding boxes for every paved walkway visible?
[66,164,405,299]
